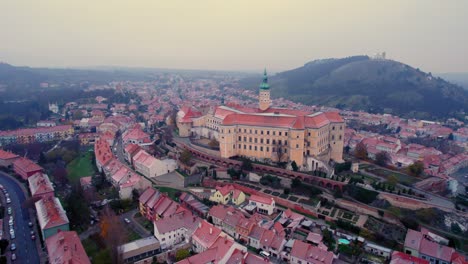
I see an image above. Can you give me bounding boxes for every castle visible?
[177,70,345,170]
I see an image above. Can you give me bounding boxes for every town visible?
[0,69,466,264]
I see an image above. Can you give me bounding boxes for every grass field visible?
[157,186,181,201]
[67,152,96,183]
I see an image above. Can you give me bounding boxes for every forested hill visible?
[241,56,468,119]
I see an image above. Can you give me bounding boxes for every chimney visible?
[198,222,202,228]
[209,228,213,235]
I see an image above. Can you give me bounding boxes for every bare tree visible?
[100,206,125,264]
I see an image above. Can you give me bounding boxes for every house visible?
[248,195,276,215]
[45,230,90,264]
[179,193,209,218]
[248,225,267,250]
[390,251,429,264]
[232,189,246,205]
[0,149,19,168]
[122,125,151,146]
[259,229,286,259]
[290,240,334,264]
[124,144,141,163]
[153,210,200,249]
[133,149,177,178]
[208,205,236,227]
[364,242,392,258]
[139,188,180,221]
[209,185,234,205]
[35,196,70,239]
[119,236,161,264]
[404,229,457,264]
[28,172,54,200]
[235,217,255,243]
[192,220,223,253]
[176,236,247,264]
[13,157,43,180]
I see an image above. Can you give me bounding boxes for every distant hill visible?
[437,72,468,90]
[241,56,468,119]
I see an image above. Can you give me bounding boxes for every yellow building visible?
[177,70,345,170]
[231,189,246,205]
[209,185,233,205]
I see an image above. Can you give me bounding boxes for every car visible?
[10,243,16,251]
[30,231,34,236]
[124,218,131,224]
[31,235,36,240]
[6,198,11,204]
[260,251,271,258]
[11,253,16,261]
[10,232,15,239]
[9,228,14,235]
[28,222,33,227]
[7,207,12,215]
[8,218,13,226]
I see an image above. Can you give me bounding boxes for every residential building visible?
[290,240,334,264]
[45,230,90,264]
[192,220,224,253]
[207,204,236,227]
[119,236,161,264]
[248,195,276,215]
[364,242,392,258]
[153,210,200,249]
[28,172,54,200]
[176,236,247,264]
[179,193,209,218]
[209,185,234,205]
[404,229,457,264]
[0,149,19,167]
[122,125,152,146]
[13,157,43,180]
[390,251,429,264]
[35,196,70,239]
[133,149,177,178]
[139,188,180,221]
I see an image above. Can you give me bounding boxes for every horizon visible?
[1,1,468,73]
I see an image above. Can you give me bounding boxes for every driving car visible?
[124,218,131,224]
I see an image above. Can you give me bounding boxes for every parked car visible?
[6,198,11,204]
[28,222,33,227]
[7,207,12,215]
[10,243,16,251]
[31,235,36,240]
[11,253,16,261]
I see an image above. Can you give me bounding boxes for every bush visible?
[335,162,351,174]
[345,185,378,204]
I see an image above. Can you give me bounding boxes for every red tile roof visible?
[192,220,222,249]
[13,157,43,173]
[154,210,199,234]
[28,172,54,197]
[0,149,19,160]
[46,230,90,264]
[35,196,69,230]
[390,251,429,264]
[249,195,274,205]
[290,240,334,264]
[208,205,236,221]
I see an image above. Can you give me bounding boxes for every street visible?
[0,171,40,264]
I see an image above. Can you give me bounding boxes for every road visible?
[0,171,40,264]
[120,209,151,238]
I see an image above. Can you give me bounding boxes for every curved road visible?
[0,172,40,264]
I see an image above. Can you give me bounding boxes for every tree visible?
[66,184,90,229]
[38,151,47,165]
[53,167,69,186]
[175,248,190,261]
[179,149,192,165]
[387,175,399,188]
[0,256,6,264]
[284,188,290,195]
[72,110,84,120]
[407,161,424,177]
[375,151,390,167]
[0,239,8,255]
[291,177,302,188]
[291,161,298,172]
[240,158,253,171]
[100,206,125,264]
[451,223,462,234]
[354,142,368,159]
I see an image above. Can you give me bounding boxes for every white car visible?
[124,218,131,224]
[6,198,11,204]
[10,230,15,239]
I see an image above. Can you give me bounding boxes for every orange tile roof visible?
[0,149,19,160]
[46,231,90,264]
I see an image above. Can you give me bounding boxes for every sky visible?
[0,0,467,73]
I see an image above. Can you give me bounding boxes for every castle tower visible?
[259,69,271,111]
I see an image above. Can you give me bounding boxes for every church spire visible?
[259,68,270,90]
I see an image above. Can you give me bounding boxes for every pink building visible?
[28,172,54,200]
[45,230,90,264]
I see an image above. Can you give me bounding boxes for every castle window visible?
[260,146,263,151]
[249,137,252,143]
[239,128,241,132]
[272,147,276,152]
[308,132,311,136]
[272,140,276,144]
[261,130,264,135]
[273,131,276,136]
[285,132,288,136]
[267,147,269,152]
[244,129,247,133]
[244,137,246,141]
[332,135,335,140]
[267,131,270,135]
[296,144,299,148]
[244,145,246,149]
[239,144,241,149]
[233,145,235,149]
[239,136,241,141]
[339,135,342,140]
[278,140,282,145]
[260,139,263,144]
[255,130,257,134]
[250,129,252,133]
[229,130,231,133]
[332,126,335,130]
[279,132,282,136]
[340,126,343,130]
[254,138,257,143]
[307,150,310,155]
[266,139,270,144]
[249,145,252,150]
[254,146,257,151]
[285,140,288,146]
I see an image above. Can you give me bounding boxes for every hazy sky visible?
[1,0,467,73]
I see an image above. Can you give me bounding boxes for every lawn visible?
[67,152,96,182]
[157,187,181,201]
